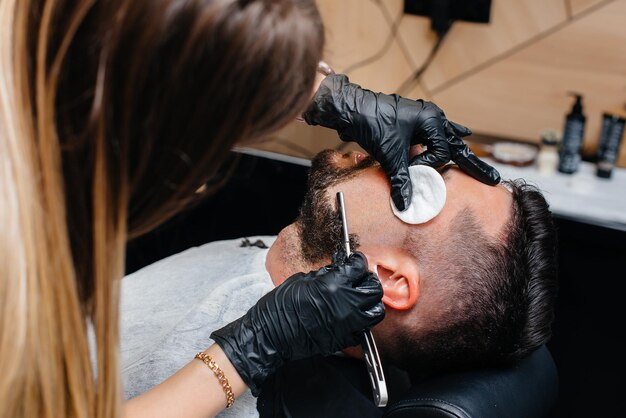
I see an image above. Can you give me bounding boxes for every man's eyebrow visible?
[437,164,456,179]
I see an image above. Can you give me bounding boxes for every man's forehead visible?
[320,161,511,244]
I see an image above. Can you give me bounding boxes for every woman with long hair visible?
[0,0,499,417]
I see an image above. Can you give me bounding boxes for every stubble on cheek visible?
[297,196,342,264]
[295,149,373,265]
[296,196,361,265]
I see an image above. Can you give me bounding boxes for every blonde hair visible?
[1,0,121,416]
[0,0,323,417]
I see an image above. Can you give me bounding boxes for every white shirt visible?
[120,236,277,418]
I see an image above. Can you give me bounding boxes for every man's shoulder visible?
[123,235,277,284]
[120,236,277,402]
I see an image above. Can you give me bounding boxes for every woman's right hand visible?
[210,251,384,395]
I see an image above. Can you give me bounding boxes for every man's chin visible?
[266,223,307,286]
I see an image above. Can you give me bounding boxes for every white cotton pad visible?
[390,165,447,224]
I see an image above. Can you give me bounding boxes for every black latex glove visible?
[210,251,384,396]
[303,74,501,211]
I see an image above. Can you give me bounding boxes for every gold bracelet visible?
[195,352,235,408]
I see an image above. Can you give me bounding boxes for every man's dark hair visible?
[393,180,558,375]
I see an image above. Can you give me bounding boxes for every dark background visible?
[126,153,625,417]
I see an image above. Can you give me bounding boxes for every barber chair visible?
[258,345,558,418]
[383,345,558,418]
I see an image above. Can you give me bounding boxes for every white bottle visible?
[537,131,560,175]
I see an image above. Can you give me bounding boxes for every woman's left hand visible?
[303,74,500,212]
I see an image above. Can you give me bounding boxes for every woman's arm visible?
[124,252,383,418]
[123,344,246,418]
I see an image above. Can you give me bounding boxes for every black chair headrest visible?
[383,345,558,418]
[257,345,558,418]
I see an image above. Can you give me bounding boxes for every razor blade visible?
[336,192,388,408]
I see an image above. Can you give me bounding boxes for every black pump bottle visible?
[558,93,586,174]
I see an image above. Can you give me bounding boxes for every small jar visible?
[536,131,560,175]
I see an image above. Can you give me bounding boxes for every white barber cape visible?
[120,236,277,418]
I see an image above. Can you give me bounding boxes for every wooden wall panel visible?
[316,0,414,93]
[316,0,389,71]
[381,0,435,70]
[249,0,626,168]
[417,0,568,92]
[569,0,605,15]
[429,0,626,165]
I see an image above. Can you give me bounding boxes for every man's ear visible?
[364,248,420,310]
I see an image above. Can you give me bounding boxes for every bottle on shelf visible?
[537,130,560,175]
[558,93,586,174]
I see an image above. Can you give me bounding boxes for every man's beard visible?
[296,149,377,264]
